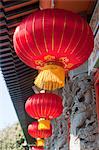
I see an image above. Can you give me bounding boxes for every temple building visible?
[0,0,99,150]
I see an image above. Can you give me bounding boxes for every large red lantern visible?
[31,146,44,150]
[13,9,94,90]
[25,93,63,129]
[28,122,52,138]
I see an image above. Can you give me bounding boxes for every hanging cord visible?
[39,0,54,10]
[52,0,55,8]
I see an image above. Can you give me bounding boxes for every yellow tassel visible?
[34,64,65,90]
[37,138,44,147]
[38,119,50,130]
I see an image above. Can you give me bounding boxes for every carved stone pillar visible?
[45,115,69,150]
[62,74,99,150]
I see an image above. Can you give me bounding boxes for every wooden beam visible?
[6,9,38,20]
[4,0,38,12]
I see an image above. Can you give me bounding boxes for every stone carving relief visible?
[45,115,69,150]
[62,74,99,150]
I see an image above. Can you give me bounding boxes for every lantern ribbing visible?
[25,93,63,120]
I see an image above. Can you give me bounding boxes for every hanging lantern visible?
[28,122,52,138]
[25,93,63,129]
[31,146,44,150]
[13,9,94,90]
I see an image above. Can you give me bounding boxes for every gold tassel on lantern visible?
[34,64,65,91]
[37,138,45,147]
[38,119,50,130]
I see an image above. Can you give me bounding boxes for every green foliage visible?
[0,123,25,150]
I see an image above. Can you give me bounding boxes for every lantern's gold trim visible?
[37,138,44,147]
[38,119,51,130]
[34,64,65,90]
[64,21,77,53]
[58,16,66,53]
[67,63,74,69]
[75,25,89,56]
[44,55,55,61]
[32,16,42,55]
[42,13,48,53]
[52,15,55,51]
[24,22,36,56]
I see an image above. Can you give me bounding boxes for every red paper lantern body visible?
[28,122,52,138]
[25,93,63,119]
[31,146,44,150]
[13,9,94,71]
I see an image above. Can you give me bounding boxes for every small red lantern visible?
[25,93,63,119]
[28,122,52,138]
[31,146,44,150]
[25,93,63,129]
[13,9,94,90]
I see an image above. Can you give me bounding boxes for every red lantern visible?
[25,93,63,119]
[31,146,44,150]
[28,122,52,138]
[13,9,94,90]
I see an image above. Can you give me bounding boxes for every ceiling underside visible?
[0,0,97,145]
